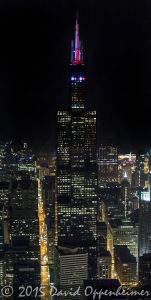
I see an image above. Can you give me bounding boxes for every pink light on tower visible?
[71,12,83,65]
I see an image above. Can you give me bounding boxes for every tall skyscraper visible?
[56,15,97,278]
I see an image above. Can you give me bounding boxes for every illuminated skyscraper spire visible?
[75,12,79,56]
[71,12,83,65]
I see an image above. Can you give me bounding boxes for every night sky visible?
[0,0,151,152]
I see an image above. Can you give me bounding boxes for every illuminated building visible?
[97,145,118,187]
[139,253,151,286]
[17,143,36,180]
[6,179,40,293]
[139,200,151,256]
[38,166,50,181]
[0,207,4,252]
[9,180,39,247]
[118,153,136,185]
[48,154,56,176]
[0,183,10,249]
[114,245,137,287]
[36,152,56,178]
[56,15,97,278]
[0,144,5,171]
[0,206,4,287]
[120,173,130,217]
[135,152,150,189]
[107,218,139,274]
[0,142,18,181]
[99,182,121,223]
[4,249,40,287]
[54,246,88,299]
[97,248,112,279]
[0,142,36,182]
[139,189,150,201]
[102,198,122,224]
[0,182,10,233]
[0,253,4,287]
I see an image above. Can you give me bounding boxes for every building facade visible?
[54,246,88,300]
[114,245,137,287]
[97,145,118,187]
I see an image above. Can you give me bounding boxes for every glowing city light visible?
[71,76,85,81]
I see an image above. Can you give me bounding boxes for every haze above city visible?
[0,0,151,152]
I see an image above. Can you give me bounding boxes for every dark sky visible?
[0,0,151,152]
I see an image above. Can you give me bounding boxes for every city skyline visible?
[0,7,151,298]
[0,0,151,152]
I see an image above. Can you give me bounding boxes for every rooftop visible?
[115,245,136,263]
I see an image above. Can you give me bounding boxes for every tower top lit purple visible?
[71,13,84,65]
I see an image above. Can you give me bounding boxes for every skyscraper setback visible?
[56,15,98,278]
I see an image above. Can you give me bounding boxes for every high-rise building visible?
[120,173,130,217]
[135,152,150,189]
[54,246,88,299]
[98,182,121,222]
[107,218,139,272]
[0,142,18,181]
[114,245,137,287]
[139,253,151,286]
[97,145,118,187]
[56,15,97,278]
[0,205,4,287]
[0,182,10,224]
[5,179,40,294]
[118,153,136,185]
[97,221,107,250]
[139,200,151,256]
[97,248,112,279]
[9,180,39,248]
[17,143,36,180]
[101,197,123,224]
